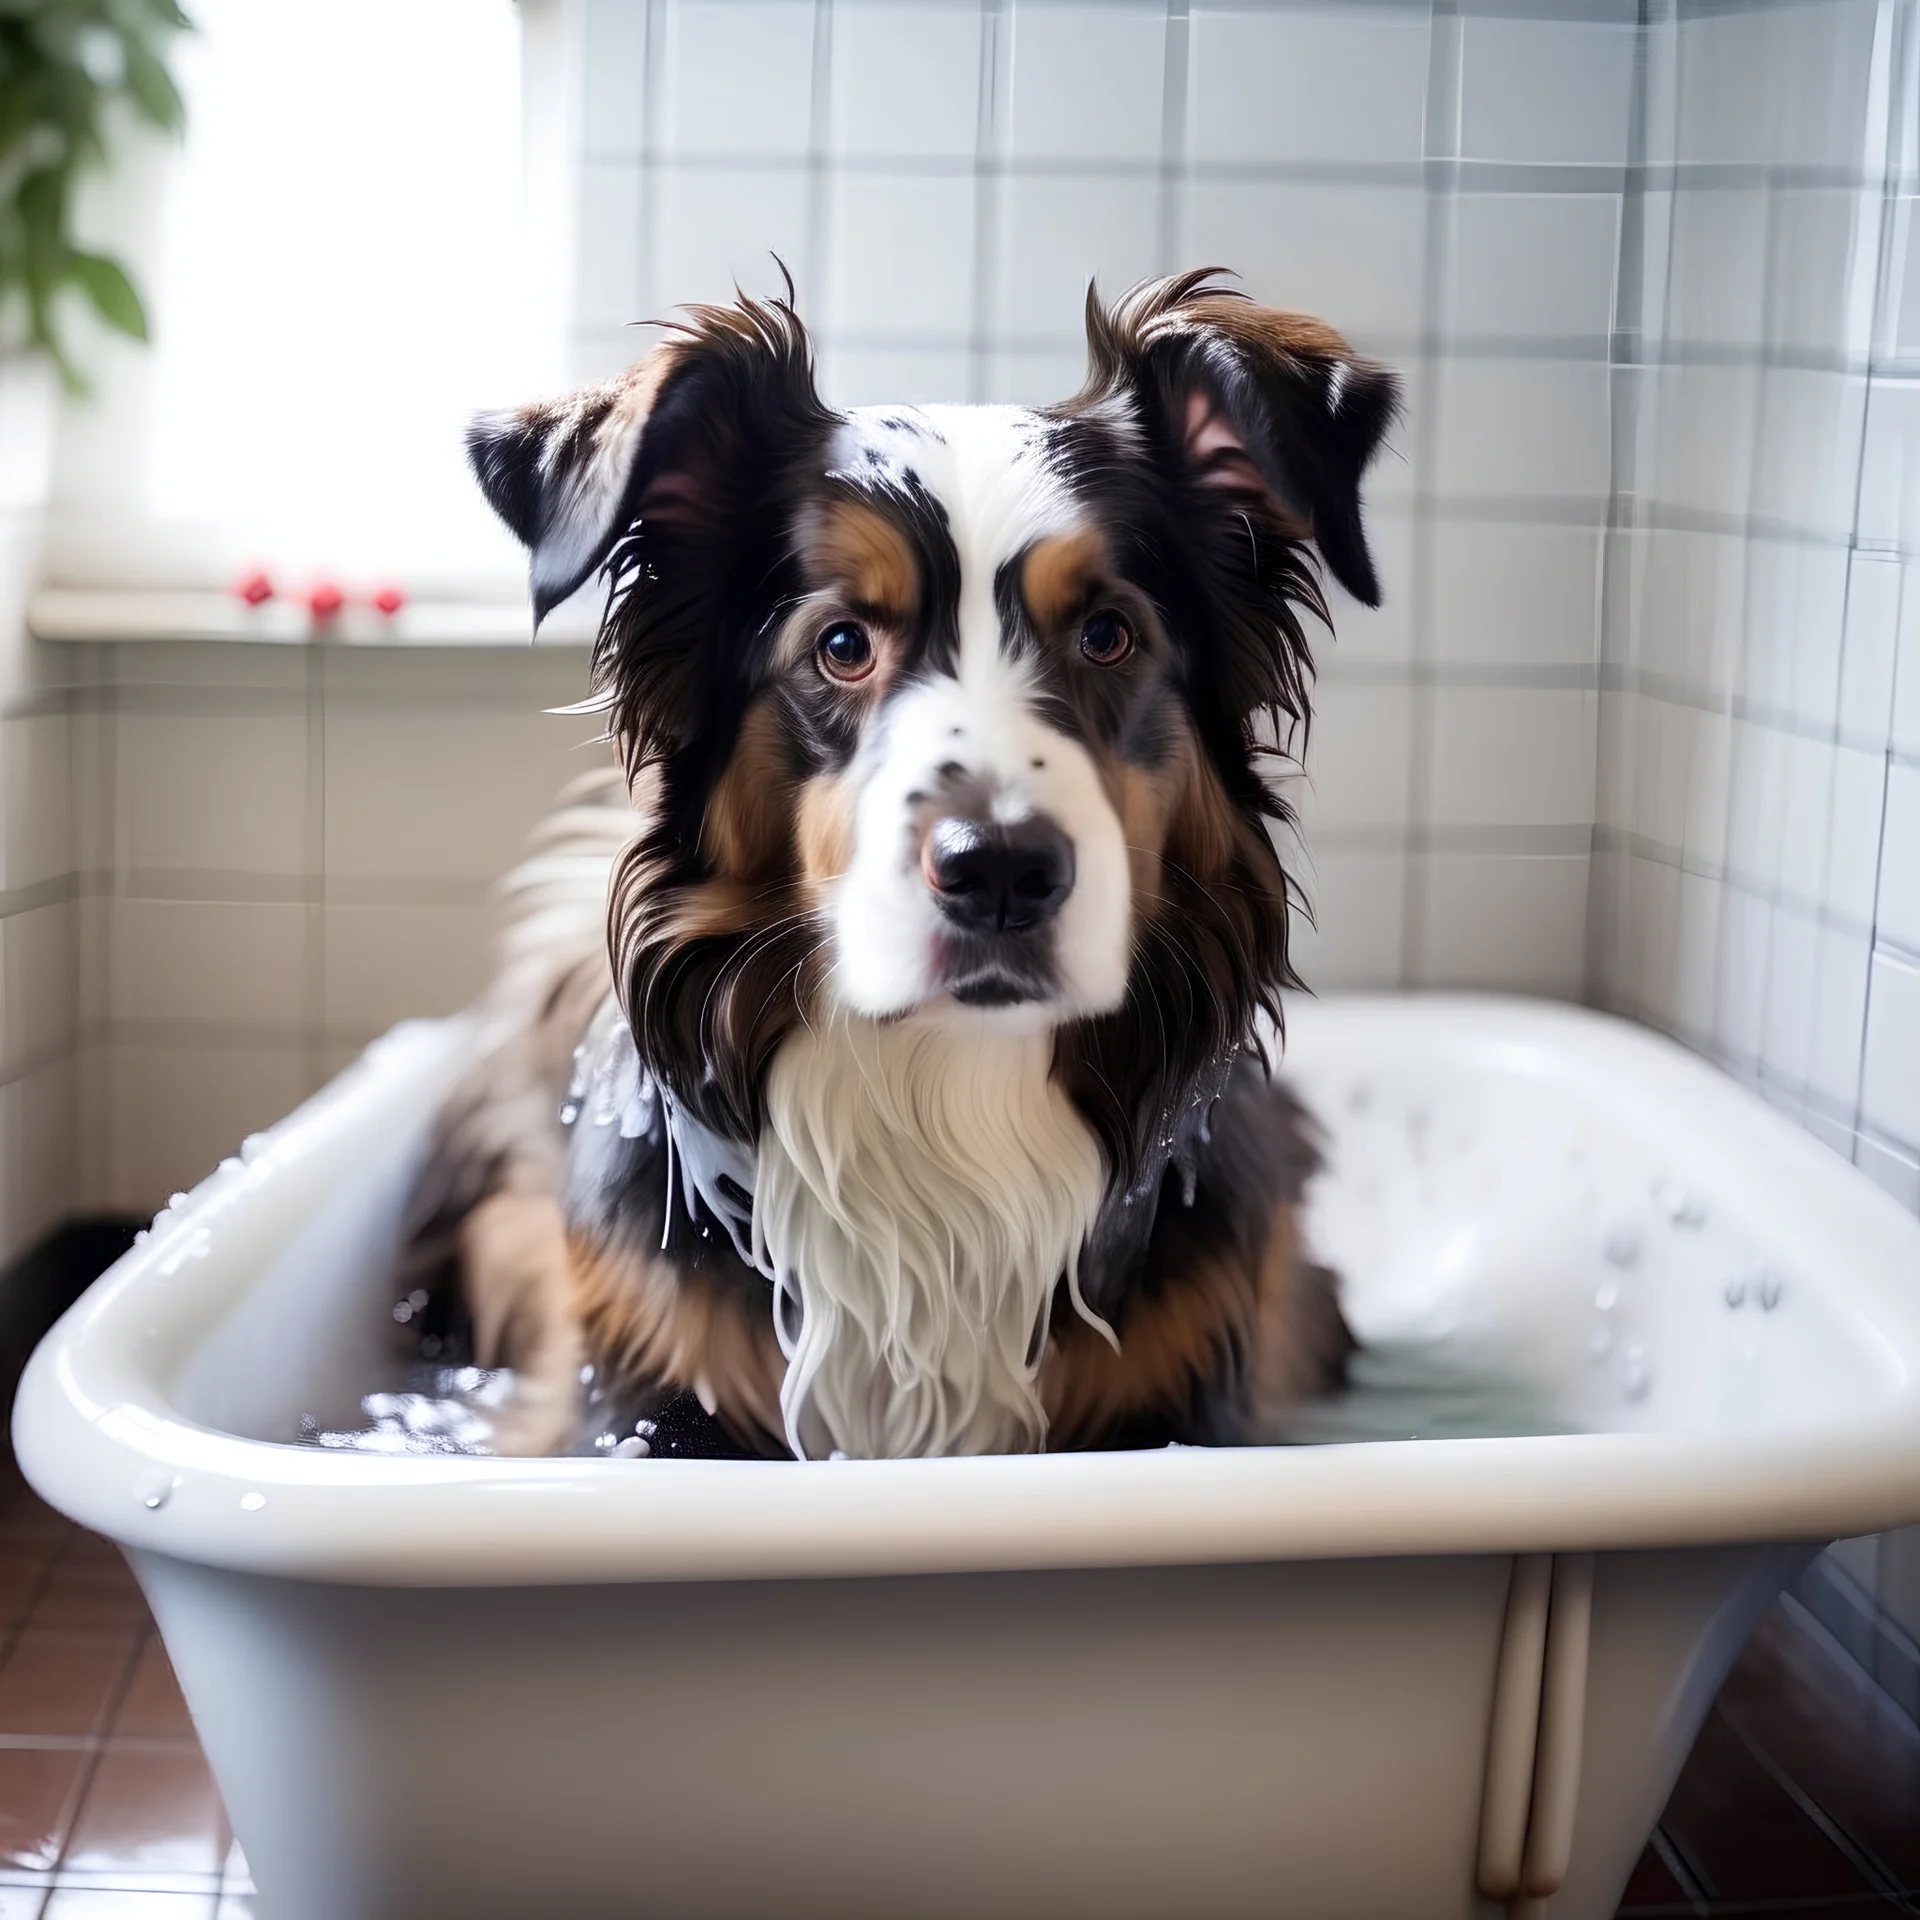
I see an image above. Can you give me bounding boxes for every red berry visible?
[234,569,274,607]
[307,579,344,620]
[371,584,406,616]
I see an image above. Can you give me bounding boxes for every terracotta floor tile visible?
[1715,1605,1920,1890]
[1658,1709,1883,1903]
[0,1631,141,1740]
[1616,1837,1688,1909]
[108,1648,193,1744]
[0,1748,90,1874]
[26,1573,149,1639]
[59,1750,227,1888]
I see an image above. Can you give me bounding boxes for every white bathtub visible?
[16,995,1920,1920]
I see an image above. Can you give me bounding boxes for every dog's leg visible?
[461,1190,587,1457]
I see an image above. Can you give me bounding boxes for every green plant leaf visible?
[66,245,145,338]
[121,35,182,130]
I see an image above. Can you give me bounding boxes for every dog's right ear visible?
[468,293,832,624]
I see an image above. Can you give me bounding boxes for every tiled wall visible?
[1588,0,1920,1218]
[566,0,1634,997]
[0,358,80,1269]
[62,642,597,1214]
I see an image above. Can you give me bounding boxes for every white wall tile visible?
[1862,949,1920,1144]
[1459,17,1634,166]
[818,343,974,407]
[1673,869,1725,1038]
[1825,743,1887,927]
[0,714,73,897]
[1715,883,1771,1065]
[1856,378,1920,554]
[1894,564,1920,758]
[1726,721,1787,892]
[825,174,977,339]
[1420,853,1591,997]
[1676,0,1880,171]
[1182,182,1426,347]
[1839,551,1902,747]
[1445,194,1619,343]
[1324,511,1415,668]
[107,1041,308,1215]
[1806,922,1871,1108]
[1434,361,1612,502]
[1431,689,1598,829]
[323,903,496,1035]
[1750,370,1868,544]
[1765,189,1874,359]
[119,712,307,879]
[1760,898,1819,1088]
[831,2,982,160]
[650,166,811,313]
[1737,539,1847,730]
[1431,523,1601,668]
[981,346,1086,408]
[575,161,645,328]
[1290,848,1405,991]
[1877,761,1920,954]
[1290,681,1411,835]
[660,0,817,158]
[1635,528,1748,701]
[1648,364,1761,523]
[583,0,651,159]
[1007,3,1164,163]
[108,899,307,1030]
[1186,7,1429,166]
[994,177,1159,341]
[1665,188,1768,350]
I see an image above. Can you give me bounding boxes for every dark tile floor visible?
[0,1455,1913,1918]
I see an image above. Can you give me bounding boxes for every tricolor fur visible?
[404,271,1398,1459]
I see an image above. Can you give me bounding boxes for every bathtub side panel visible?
[137,1552,1520,1920]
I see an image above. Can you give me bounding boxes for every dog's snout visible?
[925,816,1075,933]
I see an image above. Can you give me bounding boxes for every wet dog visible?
[400,270,1398,1459]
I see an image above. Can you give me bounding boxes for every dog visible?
[397,270,1399,1461]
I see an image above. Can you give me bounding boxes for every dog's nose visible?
[925,816,1075,933]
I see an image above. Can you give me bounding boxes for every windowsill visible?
[26,588,594,649]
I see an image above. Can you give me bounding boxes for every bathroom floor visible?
[0,1459,1913,1918]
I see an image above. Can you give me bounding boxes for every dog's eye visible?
[1079,610,1133,666]
[817,621,875,683]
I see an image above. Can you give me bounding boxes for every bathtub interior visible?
[149,1000,1913,1456]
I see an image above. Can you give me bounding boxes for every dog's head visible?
[471,271,1398,1176]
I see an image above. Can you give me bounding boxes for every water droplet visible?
[1654,1178,1708,1227]
[407,1290,429,1312]
[240,1132,270,1163]
[1758,1269,1783,1311]
[134,1472,174,1511]
[239,1491,266,1512]
[1603,1224,1642,1267]
[579,1364,596,1386]
[1622,1345,1652,1401]
[559,1101,580,1126]
[392,1301,413,1324]
[1594,1281,1619,1312]
[1724,1272,1747,1308]
[611,1435,650,1459]
[594,1432,616,1451]
[1590,1325,1613,1360]
[634,1419,657,1438]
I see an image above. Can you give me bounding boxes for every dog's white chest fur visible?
[754,1014,1105,1459]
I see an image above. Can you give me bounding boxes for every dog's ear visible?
[1076,272,1400,607]
[469,293,832,623]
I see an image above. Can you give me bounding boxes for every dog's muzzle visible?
[922,813,1074,1006]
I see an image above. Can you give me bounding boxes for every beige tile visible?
[1,902,77,1078]
[0,1056,77,1268]
[321,902,493,1035]
[323,707,603,883]
[107,902,307,1031]
[106,1043,306,1217]
[1290,848,1407,991]
[1417,852,1592,996]
[0,712,75,896]
[1288,682,1414,836]
[117,713,308,880]
[1430,688,1598,829]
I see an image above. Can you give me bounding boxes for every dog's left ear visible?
[1076,272,1401,607]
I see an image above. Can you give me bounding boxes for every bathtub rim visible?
[16,994,1920,1588]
